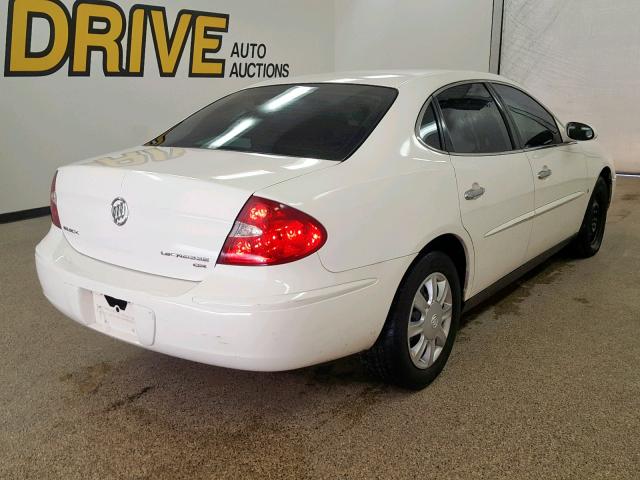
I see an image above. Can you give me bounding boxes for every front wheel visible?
[570,176,609,258]
[361,251,461,390]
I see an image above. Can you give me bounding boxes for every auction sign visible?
[4,0,291,78]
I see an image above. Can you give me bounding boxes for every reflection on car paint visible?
[92,147,186,168]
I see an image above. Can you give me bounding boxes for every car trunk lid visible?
[55,146,334,281]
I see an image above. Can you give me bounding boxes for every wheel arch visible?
[371,232,471,346]
[419,234,469,295]
[400,233,472,302]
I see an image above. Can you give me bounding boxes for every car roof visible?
[254,69,510,89]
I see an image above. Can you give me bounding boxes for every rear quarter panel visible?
[258,81,474,290]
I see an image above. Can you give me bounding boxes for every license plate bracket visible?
[93,292,137,340]
[91,292,156,346]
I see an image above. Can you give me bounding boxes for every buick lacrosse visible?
[36,70,614,389]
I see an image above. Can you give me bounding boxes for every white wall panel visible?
[334,0,495,72]
[1,0,496,214]
[0,0,334,214]
[501,0,640,173]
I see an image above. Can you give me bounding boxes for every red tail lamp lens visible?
[218,196,327,266]
[50,171,61,228]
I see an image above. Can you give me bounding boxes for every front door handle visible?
[538,166,552,179]
[464,183,485,201]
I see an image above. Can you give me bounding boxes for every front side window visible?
[148,83,398,161]
[436,83,513,154]
[492,83,562,149]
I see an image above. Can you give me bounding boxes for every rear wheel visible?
[570,176,609,258]
[362,251,461,390]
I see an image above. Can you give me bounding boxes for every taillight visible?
[50,171,61,228]
[218,196,327,266]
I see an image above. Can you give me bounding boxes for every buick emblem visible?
[111,197,129,226]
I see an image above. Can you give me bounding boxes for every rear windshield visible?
[148,83,398,161]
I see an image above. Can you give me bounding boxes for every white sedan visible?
[36,70,614,389]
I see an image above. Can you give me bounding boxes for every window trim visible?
[485,82,522,149]
[415,101,446,152]
[488,81,565,150]
[414,79,577,157]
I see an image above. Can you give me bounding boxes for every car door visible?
[433,83,535,297]
[490,83,589,258]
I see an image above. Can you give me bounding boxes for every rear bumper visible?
[35,227,412,371]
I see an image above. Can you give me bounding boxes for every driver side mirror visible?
[567,122,596,141]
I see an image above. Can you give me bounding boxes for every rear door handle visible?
[464,183,485,200]
[538,166,552,179]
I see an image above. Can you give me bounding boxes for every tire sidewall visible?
[577,177,609,255]
[387,251,462,389]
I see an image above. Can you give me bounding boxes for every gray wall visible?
[334,0,495,72]
[501,0,640,173]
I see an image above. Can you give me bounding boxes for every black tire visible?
[570,176,609,258]
[362,251,462,390]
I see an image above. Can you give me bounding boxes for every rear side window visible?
[436,83,513,154]
[492,83,562,149]
[148,83,398,161]
[417,103,442,150]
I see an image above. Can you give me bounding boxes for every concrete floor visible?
[1,178,639,480]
